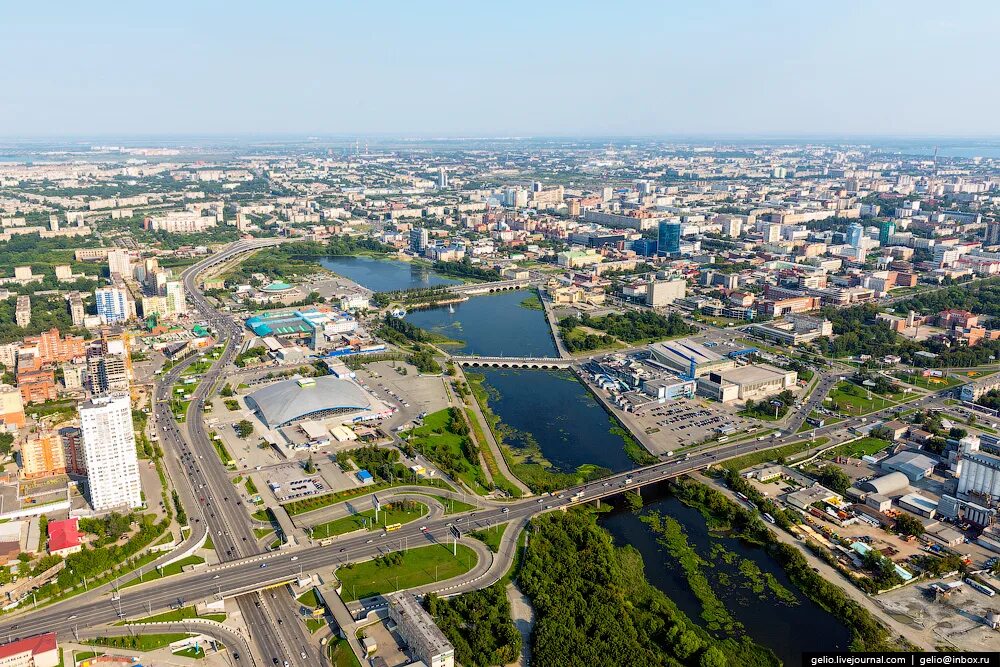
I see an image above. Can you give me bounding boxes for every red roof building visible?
[47,518,81,557]
[0,632,59,667]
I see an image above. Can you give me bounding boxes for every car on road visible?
[291,556,298,561]
[260,563,267,568]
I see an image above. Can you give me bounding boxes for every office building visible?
[0,385,25,429]
[20,432,66,479]
[95,286,130,324]
[878,220,896,245]
[106,249,131,279]
[646,278,686,307]
[697,364,797,403]
[657,221,682,256]
[409,227,428,253]
[14,296,30,328]
[386,592,455,667]
[846,222,865,248]
[78,394,142,511]
[437,167,448,189]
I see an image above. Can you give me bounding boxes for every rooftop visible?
[246,375,376,428]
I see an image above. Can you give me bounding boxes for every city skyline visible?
[3,0,999,137]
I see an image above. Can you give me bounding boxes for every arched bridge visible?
[453,356,574,369]
[448,279,531,295]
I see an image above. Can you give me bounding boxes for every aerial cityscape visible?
[2,3,1000,667]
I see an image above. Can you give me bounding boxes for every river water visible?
[600,486,853,663]
[318,255,460,292]
[405,290,558,358]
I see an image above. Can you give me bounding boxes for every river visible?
[405,290,558,358]
[474,367,634,474]
[600,485,852,663]
[318,255,461,292]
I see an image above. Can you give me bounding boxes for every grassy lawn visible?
[311,501,427,539]
[174,646,205,659]
[470,523,507,553]
[892,371,962,390]
[412,493,478,514]
[797,411,843,433]
[86,633,192,652]
[407,409,489,494]
[283,478,452,516]
[720,437,829,472]
[825,437,892,460]
[329,638,362,667]
[297,589,322,608]
[463,407,522,498]
[121,555,205,588]
[828,382,897,416]
[336,543,478,602]
[123,605,226,625]
[305,617,326,633]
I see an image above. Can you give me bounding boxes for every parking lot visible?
[618,396,752,453]
[263,464,328,502]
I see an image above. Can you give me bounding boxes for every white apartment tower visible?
[79,394,142,511]
[107,250,132,279]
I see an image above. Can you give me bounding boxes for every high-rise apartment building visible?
[409,227,428,253]
[878,221,896,245]
[984,221,1000,246]
[0,384,25,429]
[86,336,130,394]
[67,292,86,327]
[106,250,131,279]
[437,167,448,189]
[20,432,66,479]
[78,394,142,511]
[15,296,30,328]
[164,281,187,316]
[95,287,130,324]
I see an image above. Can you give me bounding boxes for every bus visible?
[385,523,402,533]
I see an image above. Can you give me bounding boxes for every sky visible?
[1,0,998,138]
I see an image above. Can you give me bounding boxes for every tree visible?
[303,457,316,475]
[895,513,925,538]
[235,420,254,439]
[818,467,851,494]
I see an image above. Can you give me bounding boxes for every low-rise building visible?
[697,364,797,403]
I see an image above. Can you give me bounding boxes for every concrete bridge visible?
[453,355,574,369]
[447,278,531,295]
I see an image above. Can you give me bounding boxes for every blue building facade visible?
[657,221,682,256]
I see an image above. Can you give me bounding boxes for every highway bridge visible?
[0,429,831,644]
[452,355,574,369]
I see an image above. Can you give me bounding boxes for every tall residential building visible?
[14,296,30,328]
[761,222,781,244]
[106,250,131,279]
[984,221,1000,246]
[721,217,743,238]
[20,432,66,479]
[95,286,130,324]
[0,384,25,429]
[846,222,865,248]
[387,592,455,667]
[67,292,86,327]
[59,425,86,475]
[437,167,448,189]
[878,220,896,245]
[409,227,429,253]
[86,336,130,394]
[78,394,142,511]
[164,281,187,316]
[657,221,682,256]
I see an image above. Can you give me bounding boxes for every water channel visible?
[319,255,460,292]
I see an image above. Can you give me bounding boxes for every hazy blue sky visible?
[2,1,997,138]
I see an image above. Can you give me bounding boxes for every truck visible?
[572,491,585,500]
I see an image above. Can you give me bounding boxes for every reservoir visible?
[405,290,558,358]
[474,368,634,474]
[318,255,460,292]
[600,486,852,664]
